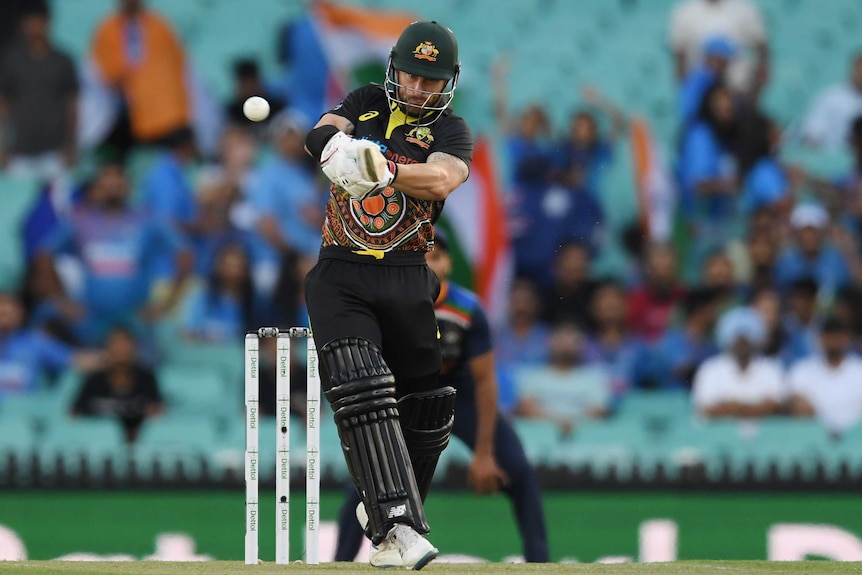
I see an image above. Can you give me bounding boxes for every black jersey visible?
[322,84,473,254]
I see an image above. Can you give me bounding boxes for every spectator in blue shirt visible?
[139,126,199,282]
[247,110,323,324]
[248,110,323,264]
[678,83,741,258]
[557,86,627,199]
[583,280,651,400]
[140,126,198,232]
[678,36,737,126]
[36,162,192,345]
[492,55,554,191]
[496,278,551,370]
[738,116,794,215]
[651,287,722,390]
[512,159,604,288]
[179,242,254,343]
[0,292,100,403]
[781,277,821,365]
[774,203,851,295]
[190,166,258,278]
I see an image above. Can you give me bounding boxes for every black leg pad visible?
[398,386,456,500]
[320,338,428,542]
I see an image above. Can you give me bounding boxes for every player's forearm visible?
[474,377,498,457]
[470,353,498,457]
[395,152,468,201]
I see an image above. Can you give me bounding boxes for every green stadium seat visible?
[511,418,562,465]
[823,424,862,479]
[720,419,832,481]
[134,415,222,482]
[0,174,40,291]
[0,392,66,432]
[436,435,473,481]
[136,415,219,451]
[39,416,127,479]
[49,0,114,60]
[157,365,236,416]
[0,415,36,485]
[616,390,692,423]
[156,331,244,392]
[656,418,740,481]
[551,419,644,480]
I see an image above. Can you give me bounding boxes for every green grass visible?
[1,562,861,575]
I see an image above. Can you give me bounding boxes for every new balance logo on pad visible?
[387,504,407,518]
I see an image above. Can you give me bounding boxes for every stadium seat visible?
[133,415,222,482]
[511,418,562,465]
[436,435,473,481]
[0,415,36,485]
[0,392,65,434]
[551,419,645,480]
[656,418,740,481]
[616,390,692,423]
[157,334,244,392]
[157,365,236,417]
[725,419,834,482]
[38,417,127,480]
[0,174,40,292]
[823,424,862,479]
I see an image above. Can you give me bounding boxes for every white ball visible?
[243,96,271,122]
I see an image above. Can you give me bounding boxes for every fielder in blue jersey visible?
[334,234,550,564]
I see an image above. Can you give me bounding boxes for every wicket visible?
[244,327,321,565]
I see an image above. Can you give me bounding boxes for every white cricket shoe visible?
[356,502,403,568]
[388,523,438,571]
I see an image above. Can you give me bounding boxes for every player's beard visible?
[397,87,441,118]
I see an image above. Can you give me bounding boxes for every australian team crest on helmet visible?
[413,42,439,61]
[405,126,434,149]
[350,187,405,234]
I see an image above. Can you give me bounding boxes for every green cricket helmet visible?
[385,21,460,126]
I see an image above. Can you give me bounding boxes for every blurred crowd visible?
[1,0,862,442]
[484,0,862,437]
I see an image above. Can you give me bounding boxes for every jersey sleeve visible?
[326,85,374,127]
[464,302,493,360]
[33,332,74,372]
[431,114,474,168]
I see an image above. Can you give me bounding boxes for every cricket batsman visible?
[303,21,472,570]
[334,234,551,565]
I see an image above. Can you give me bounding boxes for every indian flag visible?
[287,2,417,121]
[630,117,675,242]
[437,138,513,327]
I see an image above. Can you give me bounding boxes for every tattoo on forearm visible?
[428,152,469,182]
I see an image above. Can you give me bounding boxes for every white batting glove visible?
[320,131,360,188]
[321,134,398,200]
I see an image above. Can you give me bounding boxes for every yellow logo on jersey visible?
[406,126,434,149]
[358,111,380,121]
